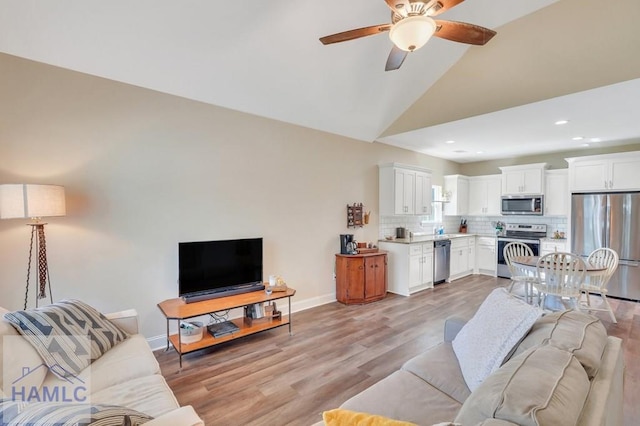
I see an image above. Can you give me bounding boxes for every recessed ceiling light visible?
[555,120,569,125]
[476,151,484,154]
[453,150,467,153]
[590,137,601,142]
[445,140,455,144]
[581,143,590,147]
[572,136,584,141]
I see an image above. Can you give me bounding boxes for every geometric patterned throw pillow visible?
[3,300,129,379]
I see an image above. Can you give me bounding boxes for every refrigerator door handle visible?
[618,260,639,267]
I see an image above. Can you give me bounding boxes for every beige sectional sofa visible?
[326,309,624,426]
[0,305,203,425]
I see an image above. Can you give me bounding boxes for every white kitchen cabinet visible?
[379,163,432,216]
[540,239,568,256]
[567,152,640,192]
[468,175,501,216]
[475,237,497,276]
[500,163,547,195]
[415,171,433,215]
[378,241,433,296]
[544,169,568,216]
[449,236,475,281]
[443,175,469,216]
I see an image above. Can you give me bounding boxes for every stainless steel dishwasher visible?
[433,239,451,284]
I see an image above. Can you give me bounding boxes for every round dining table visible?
[512,255,607,275]
[511,255,607,310]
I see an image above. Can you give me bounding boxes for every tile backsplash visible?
[380,215,567,239]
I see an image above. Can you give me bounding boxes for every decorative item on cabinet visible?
[347,203,365,228]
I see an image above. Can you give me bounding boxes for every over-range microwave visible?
[501,195,544,215]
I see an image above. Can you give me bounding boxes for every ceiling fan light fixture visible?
[389,16,436,52]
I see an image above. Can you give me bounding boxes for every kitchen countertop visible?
[378,233,478,244]
[540,238,568,242]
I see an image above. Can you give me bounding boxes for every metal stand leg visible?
[288,296,292,335]
[165,319,170,351]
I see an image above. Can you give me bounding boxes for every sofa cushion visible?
[0,307,47,398]
[322,408,417,425]
[401,342,471,404]
[508,309,607,378]
[90,374,180,419]
[3,300,129,379]
[454,346,591,426]
[340,370,461,425]
[452,288,542,391]
[40,333,160,395]
[0,398,152,425]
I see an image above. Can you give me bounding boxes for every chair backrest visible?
[586,248,619,290]
[503,242,534,277]
[536,252,586,297]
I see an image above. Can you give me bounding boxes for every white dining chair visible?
[534,252,586,311]
[581,248,619,323]
[503,242,538,304]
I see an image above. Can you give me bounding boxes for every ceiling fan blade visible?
[385,45,408,71]
[433,20,496,45]
[319,24,392,45]
[429,0,465,17]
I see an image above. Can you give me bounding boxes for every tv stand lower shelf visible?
[158,287,296,368]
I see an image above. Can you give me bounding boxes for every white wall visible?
[0,54,460,339]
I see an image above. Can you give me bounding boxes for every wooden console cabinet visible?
[335,252,387,304]
[158,287,295,368]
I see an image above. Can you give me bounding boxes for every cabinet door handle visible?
[610,180,613,188]
[604,180,608,189]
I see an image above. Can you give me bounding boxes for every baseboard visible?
[148,291,337,352]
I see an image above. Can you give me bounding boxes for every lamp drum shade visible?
[389,16,437,52]
[0,184,66,219]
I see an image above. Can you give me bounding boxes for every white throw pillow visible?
[452,288,543,392]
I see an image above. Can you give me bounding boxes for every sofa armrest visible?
[144,406,204,426]
[444,316,468,342]
[105,309,139,335]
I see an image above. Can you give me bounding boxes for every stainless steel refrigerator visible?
[572,192,640,301]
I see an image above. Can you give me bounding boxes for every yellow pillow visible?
[322,409,417,426]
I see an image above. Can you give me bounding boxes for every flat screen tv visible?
[178,238,264,303]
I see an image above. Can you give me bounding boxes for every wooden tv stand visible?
[158,287,296,368]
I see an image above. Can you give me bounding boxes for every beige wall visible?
[0,54,460,339]
[459,143,640,176]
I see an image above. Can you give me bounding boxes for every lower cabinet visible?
[475,237,497,276]
[540,239,568,256]
[378,241,434,296]
[449,236,475,281]
[335,252,387,304]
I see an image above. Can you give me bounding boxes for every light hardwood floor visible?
[155,275,639,426]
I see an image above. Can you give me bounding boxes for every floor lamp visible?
[0,184,66,309]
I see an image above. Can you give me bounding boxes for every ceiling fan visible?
[319,0,496,71]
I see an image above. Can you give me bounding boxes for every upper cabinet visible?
[499,163,548,195]
[468,175,501,216]
[544,169,569,216]
[443,175,469,216]
[567,152,640,192]
[414,171,433,215]
[379,163,432,216]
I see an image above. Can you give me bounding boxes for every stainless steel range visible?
[497,223,547,278]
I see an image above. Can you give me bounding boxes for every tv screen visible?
[178,238,263,301]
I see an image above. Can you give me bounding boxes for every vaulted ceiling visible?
[1,0,639,162]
